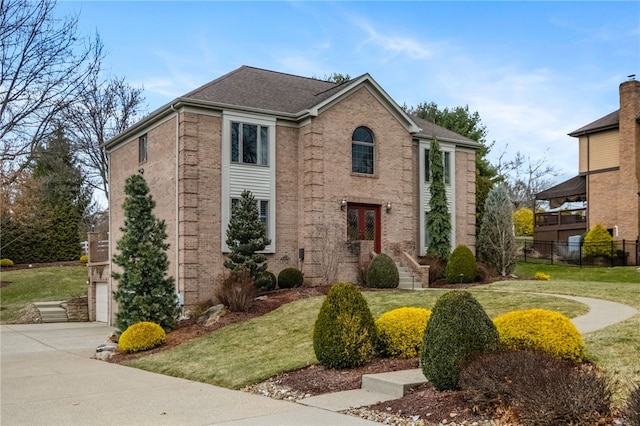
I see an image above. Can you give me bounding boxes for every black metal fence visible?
[518,239,640,267]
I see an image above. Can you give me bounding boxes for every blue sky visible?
[56,1,639,183]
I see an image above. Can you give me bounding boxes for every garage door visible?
[95,283,109,323]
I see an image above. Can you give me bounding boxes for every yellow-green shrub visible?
[512,208,534,236]
[494,309,585,362]
[534,271,550,281]
[0,258,14,267]
[376,307,431,358]
[583,224,613,258]
[118,321,166,354]
[79,255,89,264]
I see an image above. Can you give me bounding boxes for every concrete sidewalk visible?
[1,323,377,426]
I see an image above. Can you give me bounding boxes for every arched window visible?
[351,126,374,174]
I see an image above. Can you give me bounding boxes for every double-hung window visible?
[424,149,451,184]
[231,122,269,165]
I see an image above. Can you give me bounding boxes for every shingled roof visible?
[183,66,353,114]
[568,110,619,136]
[411,115,479,147]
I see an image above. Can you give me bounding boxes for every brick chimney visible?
[618,77,640,240]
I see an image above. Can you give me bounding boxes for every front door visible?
[347,204,381,253]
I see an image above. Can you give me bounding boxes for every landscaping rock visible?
[197,304,227,327]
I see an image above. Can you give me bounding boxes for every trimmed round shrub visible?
[583,224,614,258]
[255,270,277,292]
[534,271,550,281]
[421,290,499,391]
[0,258,14,267]
[79,255,89,264]
[277,267,303,288]
[366,253,399,288]
[118,321,166,354]
[445,245,476,284]
[313,282,376,369]
[375,307,431,358]
[493,309,585,362]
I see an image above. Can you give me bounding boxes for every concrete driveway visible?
[1,323,376,426]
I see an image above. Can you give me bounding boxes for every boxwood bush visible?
[375,307,431,358]
[366,253,399,288]
[277,267,303,288]
[421,290,498,390]
[445,244,476,284]
[0,258,14,267]
[118,321,166,354]
[493,309,585,362]
[313,282,376,369]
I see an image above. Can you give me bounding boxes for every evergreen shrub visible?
[583,224,614,258]
[421,290,498,390]
[277,268,303,288]
[445,245,476,284]
[376,307,431,358]
[118,321,166,354]
[461,350,612,426]
[255,270,277,292]
[79,255,88,264]
[0,258,14,267]
[313,282,376,369]
[493,309,585,362]
[366,253,399,288]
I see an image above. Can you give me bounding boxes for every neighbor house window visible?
[424,150,451,184]
[231,122,269,165]
[138,134,147,164]
[352,126,374,174]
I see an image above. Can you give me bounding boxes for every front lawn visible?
[0,266,88,323]
[126,288,587,389]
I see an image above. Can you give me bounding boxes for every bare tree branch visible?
[0,0,101,183]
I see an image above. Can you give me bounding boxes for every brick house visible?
[534,77,640,263]
[103,66,479,322]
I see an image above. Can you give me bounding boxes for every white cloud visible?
[353,18,431,61]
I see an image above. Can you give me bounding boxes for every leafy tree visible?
[224,190,271,280]
[477,184,516,276]
[512,207,534,236]
[408,102,500,227]
[1,0,101,182]
[325,72,351,84]
[112,174,179,332]
[426,137,451,259]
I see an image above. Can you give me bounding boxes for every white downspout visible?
[170,104,181,306]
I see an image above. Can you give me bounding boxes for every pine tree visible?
[224,190,271,280]
[112,174,179,331]
[426,138,451,259]
[477,184,516,276]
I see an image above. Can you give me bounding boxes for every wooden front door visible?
[347,204,381,253]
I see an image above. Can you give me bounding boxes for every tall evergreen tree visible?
[28,126,90,261]
[477,184,516,276]
[224,190,271,280]
[426,138,451,259]
[112,174,179,331]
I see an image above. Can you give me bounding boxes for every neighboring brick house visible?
[104,66,479,322]
[534,77,640,262]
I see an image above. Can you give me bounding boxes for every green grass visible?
[0,266,88,322]
[514,262,639,283]
[127,288,587,390]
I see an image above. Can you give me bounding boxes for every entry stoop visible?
[397,263,424,290]
[300,369,428,411]
[361,369,427,398]
[33,301,68,323]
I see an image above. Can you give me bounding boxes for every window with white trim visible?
[352,126,374,174]
[424,149,451,184]
[231,122,269,165]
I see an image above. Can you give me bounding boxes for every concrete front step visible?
[33,301,65,308]
[361,369,427,398]
[299,369,428,411]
